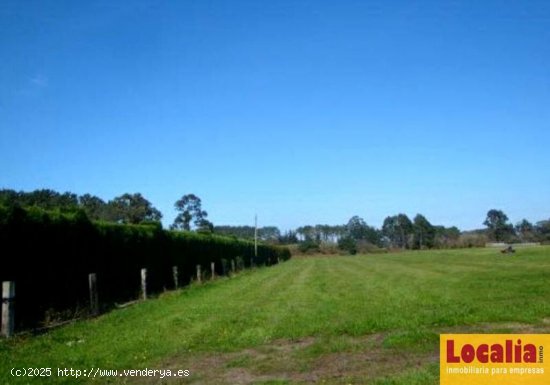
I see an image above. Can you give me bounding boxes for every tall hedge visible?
[0,205,290,330]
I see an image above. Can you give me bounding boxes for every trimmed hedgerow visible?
[0,205,290,330]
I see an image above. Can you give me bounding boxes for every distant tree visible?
[434,226,461,248]
[258,226,281,242]
[278,230,298,244]
[213,225,281,242]
[412,214,436,249]
[338,235,357,255]
[382,214,413,249]
[27,189,79,210]
[515,219,536,242]
[110,193,162,224]
[346,216,381,246]
[347,216,368,240]
[311,224,342,243]
[0,189,19,206]
[196,218,214,233]
[298,237,321,253]
[214,225,254,238]
[171,194,208,231]
[535,220,550,242]
[296,225,315,242]
[483,209,514,242]
[79,194,107,221]
[0,189,79,211]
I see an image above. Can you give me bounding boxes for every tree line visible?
[290,214,462,254]
[291,210,550,254]
[1,189,549,253]
[0,189,212,231]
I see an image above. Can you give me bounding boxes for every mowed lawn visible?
[1,247,549,384]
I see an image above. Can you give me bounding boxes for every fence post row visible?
[2,281,15,338]
[3,255,281,335]
[88,273,99,316]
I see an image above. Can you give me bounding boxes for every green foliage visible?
[0,205,289,330]
[1,247,548,384]
[535,219,550,242]
[346,215,381,246]
[110,193,162,224]
[214,225,281,242]
[382,214,413,249]
[0,188,78,211]
[515,219,536,242]
[337,235,357,254]
[171,193,208,231]
[433,225,461,248]
[0,189,163,225]
[412,214,436,249]
[296,224,345,244]
[78,193,107,220]
[278,230,298,244]
[484,209,514,242]
[298,238,321,253]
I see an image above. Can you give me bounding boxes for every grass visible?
[1,247,549,384]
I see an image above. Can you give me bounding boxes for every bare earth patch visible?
[124,320,550,385]
[127,334,438,385]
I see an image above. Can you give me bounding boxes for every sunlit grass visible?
[1,247,549,384]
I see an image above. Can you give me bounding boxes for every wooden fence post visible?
[196,265,201,283]
[1,281,15,338]
[88,273,99,316]
[211,262,215,279]
[141,268,147,300]
[172,266,179,289]
[231,259,236,273]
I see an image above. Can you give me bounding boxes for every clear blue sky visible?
[1,0,549,231]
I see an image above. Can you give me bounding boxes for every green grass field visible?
[1,247,549,384]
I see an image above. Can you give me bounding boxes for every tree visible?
[515,219,535,242]
[338,235,357,255]
[278,230,298,244]
[171,194,208,231]
[535,220,550,242]
[214,225,254,238]
[196,218,214,233]
[0,189,79,211]
[79,194,107,221]
[346,216,381,245]
[347,216,368,240]
[0,189,20,206]
[382,214,413,248]
[258,226,281,242]
[483,209,514,242]
[434,226,461,248]
[412,214,436,249]
[110,193,162,224]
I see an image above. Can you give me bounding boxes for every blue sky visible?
[1,0,549,231]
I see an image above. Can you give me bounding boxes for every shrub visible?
[338,236,357,255]
[0,205,290,330]
[298,238,321,253]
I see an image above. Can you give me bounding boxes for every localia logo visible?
[440,334,548,385]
